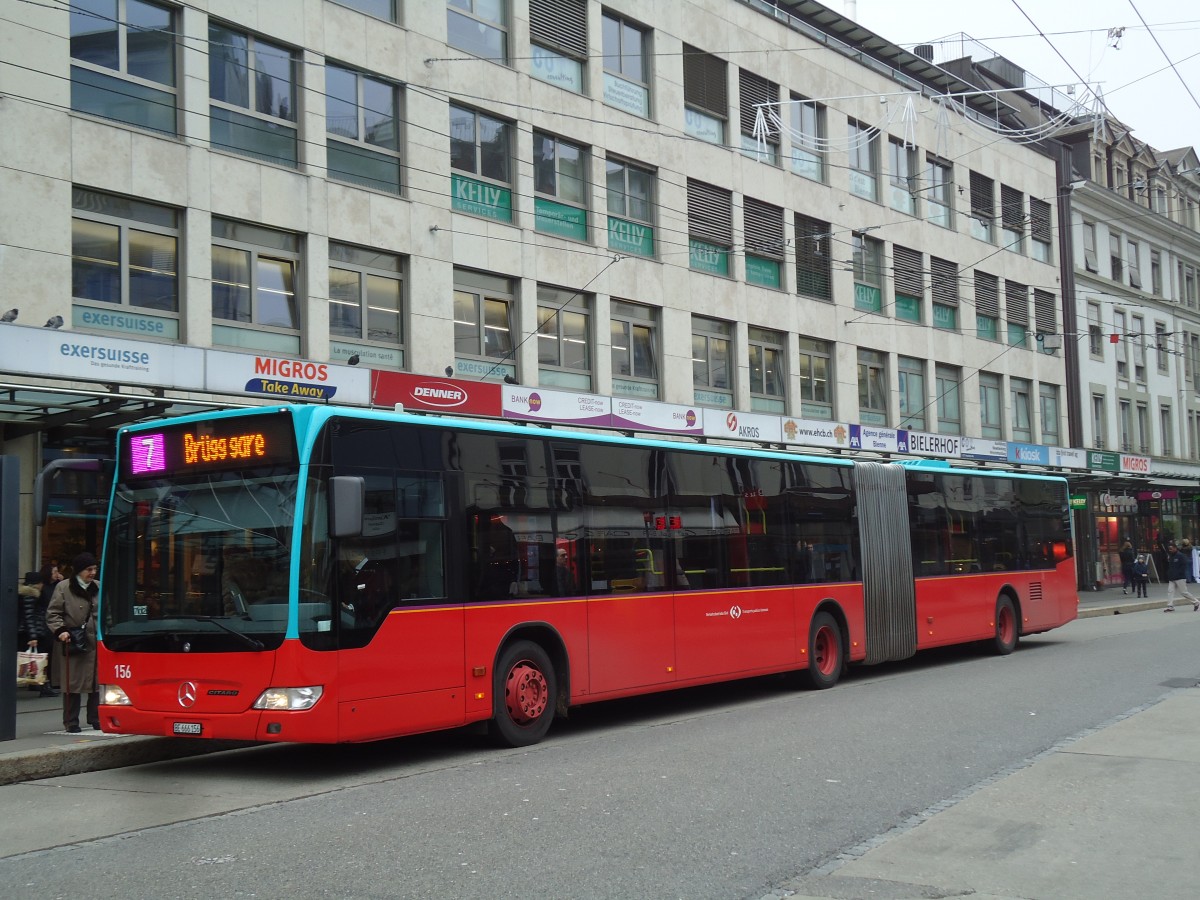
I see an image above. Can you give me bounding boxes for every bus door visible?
[582,444,676,695]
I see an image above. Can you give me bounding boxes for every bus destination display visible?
[123,414,297,479]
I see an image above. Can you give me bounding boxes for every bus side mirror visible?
[328,475,364,538]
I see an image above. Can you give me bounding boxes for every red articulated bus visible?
[77,404,1073,745]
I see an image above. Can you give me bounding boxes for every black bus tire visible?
[805,611,843,690]
[490,640,557,747]
[993,595,1019,656]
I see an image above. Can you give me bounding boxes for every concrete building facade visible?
[0,0,1085,576]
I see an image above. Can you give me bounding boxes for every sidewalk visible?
[0,582,1185,787]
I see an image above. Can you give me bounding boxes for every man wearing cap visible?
[45,552,100,733]
[1163,541,1200,613]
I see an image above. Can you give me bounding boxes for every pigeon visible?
[0,308,16,322]
[44,315,63,329]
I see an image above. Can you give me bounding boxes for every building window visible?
[935,364,961,435]
[798,337,832,419]
[739,69,779,163]
[610,300,659,399]
[852,233,884,313]
[328,243,404,368]
[71,187,179,338]
[1088,300,1103,357]
[537,286,591,389]
[926,155,953,228]
[1118,400,1132,451]
[533,131,588,240]
[692,316,733,408]
[1136,403,1150,453]
[930,256,958,330]
[332,0,397,22]
[975,271,999,341]
[748,326,785,412]
[687,180,732,276]
[606,157,655,257]
[1161,405,1174,457]
[892,245,924,323]
[601,12,649,117]
[211,219,300,353]
[1110,232,1124,283]
[1029,197,1052,263]
[447,0,507,64]
[790,95,825,182]
[326,64,402,194]
[1132,314,1146,383]
[1000,184,1024,253]
[1092,393,1107,448]
[453,269,514,380]
[1127,239,1143,289]
[1010,378,1032,442]
[1033,289,1057,352]
[682,45,727,144]
[969,171,995,242]
[529,0,586,93]
[70,0,176,133]
[744,198,784,289]
[1156,323,1169,373]
[1082,221,1099,272]
[1005,280,1028,347]
[1151,249,1163,295]
[795,215,831,301]
[898,356,926,430]
[888,138,917,215]
[209,24,298,166]
[1039,384,1060,446]
[978,371,1003,439]
[848,120,878,201]
[1114,309,1128,379]
[449,104,513,221]
[857,349,888,425]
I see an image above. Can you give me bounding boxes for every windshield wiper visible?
[166,615,265,650]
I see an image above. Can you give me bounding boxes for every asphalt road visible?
[1,610,1196,899]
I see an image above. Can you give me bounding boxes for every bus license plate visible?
[173,722,202,736]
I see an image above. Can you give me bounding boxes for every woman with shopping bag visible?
[18,570,57,696]
[45,552,100,733]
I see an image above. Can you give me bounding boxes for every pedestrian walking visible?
[17,570,58,696]
[1162,541,1199,612]
[1132,554,1150,598]
[45,552,101,732]
[1119,539,1136,594]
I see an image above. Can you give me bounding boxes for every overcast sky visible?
[850,0,1199,154]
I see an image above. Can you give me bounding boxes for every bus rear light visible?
[101,684,132,706]
[252,686,324,711]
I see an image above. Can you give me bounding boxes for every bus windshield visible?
[101,466,299,652]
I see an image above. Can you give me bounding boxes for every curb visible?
[0,736,253,786]
[1077,600,1163,618]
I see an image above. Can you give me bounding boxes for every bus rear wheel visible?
[805,611,843,689]
[993,596,1019,656]
[490,640,557,747]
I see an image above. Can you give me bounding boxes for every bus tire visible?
[993,595,1019,656]
[805,611,843,690]
[490,640,557,747]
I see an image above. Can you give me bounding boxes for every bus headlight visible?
[101,684,131,706]
[252,686,323,710]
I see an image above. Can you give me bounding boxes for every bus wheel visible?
[805,611,843,690]
[993,596,1019,656]
[490,640,556,747]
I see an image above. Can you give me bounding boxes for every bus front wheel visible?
[805,611,843,690]
[490,640,557,747]
[993,596,1019,656]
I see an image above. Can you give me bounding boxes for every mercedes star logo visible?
[178,681,198,708]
